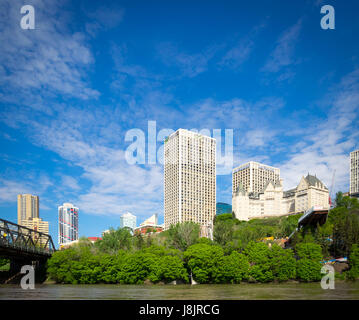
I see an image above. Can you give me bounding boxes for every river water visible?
[1,281,359,300]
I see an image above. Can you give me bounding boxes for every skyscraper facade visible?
[350,149,359,197]
[58,203,79,245]
[120,212,137,231]
[164,129,216,231]
[232,161,280,195]
[17,194,39,225]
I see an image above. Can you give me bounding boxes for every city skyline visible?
[0,1,359,241]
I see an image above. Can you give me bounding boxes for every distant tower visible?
[120,212,137,231]
[58,203,79,245]
[350,149,359,197]
[17,194,39,225]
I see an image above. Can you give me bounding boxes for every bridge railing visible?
[0,218,56,256]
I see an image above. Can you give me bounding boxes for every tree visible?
[184,243,224,283]
[296,259,322,282]
[347,244,359,280]
[95,227,132,254]
[167,222,200,251]
[295,243,322,282]
[244,241,273,283]
[314,222,333,258]
[134,233,145,251]
[279,213,302,237]
[269,244,296,282]
[214,213,234,223]
[213,220,234,246]
[119,251,160,284]
[335,192,359,210]
[335,191,344,207]
[295,243,323,261]
[331,210,359,257]
[220,251,250,283]
[157,255,188,283]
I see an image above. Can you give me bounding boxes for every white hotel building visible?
[164,129,216,233]
[58,203,79,245]
[232,161,329,221]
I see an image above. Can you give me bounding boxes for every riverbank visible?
[1,281,359,300]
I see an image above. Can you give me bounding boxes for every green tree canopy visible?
[167,222,200,251]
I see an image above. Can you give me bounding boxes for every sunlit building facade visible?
[350,149,359,198]
[232,161,280,195]
[232,173,329,221]
[164,129,216,232]
[120,212,137,231]
[58,203,79,245]
[17,194,39,225]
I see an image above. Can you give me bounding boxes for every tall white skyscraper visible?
[120,212,137,231]
[164,129,216,231]
[350,149,359,197]
[58,203,79,245]
[232,161,280,195]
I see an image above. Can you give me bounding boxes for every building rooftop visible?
[305,174,328,189]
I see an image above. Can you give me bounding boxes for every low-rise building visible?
[134,224,163,235]
[87,237,102,243]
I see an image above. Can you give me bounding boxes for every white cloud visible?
[262,19,302,76]
[0,0,99,105]
[277,68,359,194]
[156,42,219,78]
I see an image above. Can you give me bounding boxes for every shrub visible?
[296,259,322,282]
[295,243,323,261]
[220,251,250,283]
[346,244,359,280]
[184,243,224,283]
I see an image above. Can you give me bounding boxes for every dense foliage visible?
[347,244,359,280]
[47,237,312,284]
[0,258,9,271]
[291,193,359,259]
[46,193,359,284]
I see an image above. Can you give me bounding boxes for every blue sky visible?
[0,0,359,246]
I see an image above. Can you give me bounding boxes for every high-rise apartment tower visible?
[164,129,216,230]
[17,194,39,225]
[350,149,359,197]
[232,161,280,195]
[58,203,79,245]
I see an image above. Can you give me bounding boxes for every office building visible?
[17,194,39,225]
[58,203,79,245]
[120,212,137,231]
[350,149,359,198]
[232,173,329,221]
[164,129,216,232]
[232,161,280,195]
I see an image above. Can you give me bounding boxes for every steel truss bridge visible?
[0,218,56,283]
